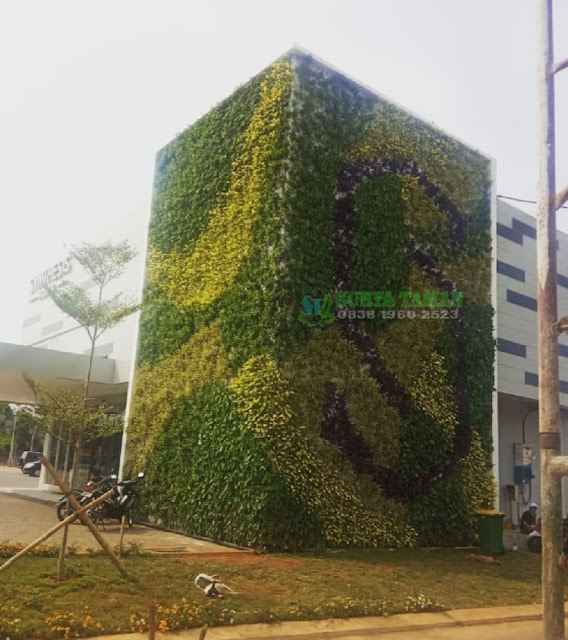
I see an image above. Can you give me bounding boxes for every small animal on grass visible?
[465,553,501,565]
[194,573,237,597]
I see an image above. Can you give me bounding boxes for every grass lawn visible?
[0,546,546,639]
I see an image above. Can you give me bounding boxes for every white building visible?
[495,199,568,524]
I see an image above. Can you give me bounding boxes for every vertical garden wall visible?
[127,50,495,550]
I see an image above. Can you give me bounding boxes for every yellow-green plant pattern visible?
[229,355,415,547]
[127,321,230,471]
[128,51,495,549]
[148,61,293,309]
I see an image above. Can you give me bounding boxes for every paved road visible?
[0,464,40,488]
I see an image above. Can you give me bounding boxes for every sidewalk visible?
[94,604,563,640]
[0,484,62,503]
[0,491,250,556]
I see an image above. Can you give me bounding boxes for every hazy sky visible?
[1,0,568,343]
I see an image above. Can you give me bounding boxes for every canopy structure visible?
[0,342,128,405]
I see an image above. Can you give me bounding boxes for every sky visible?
[1,0,568,343]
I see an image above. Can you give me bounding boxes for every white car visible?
[22,460,41,477]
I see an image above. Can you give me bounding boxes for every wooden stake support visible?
[119,515,126,558]
[39,455,129,578]
[0,487,115,574]
[148,601,156,640]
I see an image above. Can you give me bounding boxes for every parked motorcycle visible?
[55,474,116,522]
[526,517,568,553]
[88,472,145,528]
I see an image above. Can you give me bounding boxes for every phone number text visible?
[336,308,459,320]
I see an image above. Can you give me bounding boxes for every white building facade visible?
[495,199,568,523]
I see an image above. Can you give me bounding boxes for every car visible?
[22,460,41,477]
[17,451,42,472]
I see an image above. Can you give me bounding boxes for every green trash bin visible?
[475,509,505,555]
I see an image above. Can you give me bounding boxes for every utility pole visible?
[537,1,568,638]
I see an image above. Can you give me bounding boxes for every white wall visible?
[496,199,568,404]
[495,200,568,521]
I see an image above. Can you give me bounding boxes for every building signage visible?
[30,257,72,302]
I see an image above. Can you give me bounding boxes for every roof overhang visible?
[0,342,128,404]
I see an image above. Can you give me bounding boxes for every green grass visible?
[0,548,545,638]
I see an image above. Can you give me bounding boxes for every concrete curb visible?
[94,604,556,640]
[234,614,544,640]
[0,488,60,506]
[140,520,252,552]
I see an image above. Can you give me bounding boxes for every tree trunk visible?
[70,438,81,490]
[54,437,62,475]
[62,437,71,485]
[58,438,81,581]
[57,519,69,581]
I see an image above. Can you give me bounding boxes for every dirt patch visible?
[340,559,394,573]
[263,557,304,569]
[185,553,304,569]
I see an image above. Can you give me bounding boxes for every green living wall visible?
[127,51,495,550]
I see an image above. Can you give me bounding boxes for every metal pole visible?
[537,1,564,638]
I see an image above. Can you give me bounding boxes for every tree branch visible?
[553,58,568,74]
[557,185,568,211]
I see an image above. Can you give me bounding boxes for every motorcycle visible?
[527,517,568,554]
[88,472,144,528]
[55,474,115,522]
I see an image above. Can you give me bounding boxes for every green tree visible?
[45,241,139,402]
[4,404,43,465]
[0,404,13,459]
[20,380,122,455]
[42,240,138,487]
[24,240,138,579]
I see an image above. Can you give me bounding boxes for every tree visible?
[0,404,13,461]
[42,240,138,487]
[2,403,45,465]
[24,240,138,579]
[20,380,122,457]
